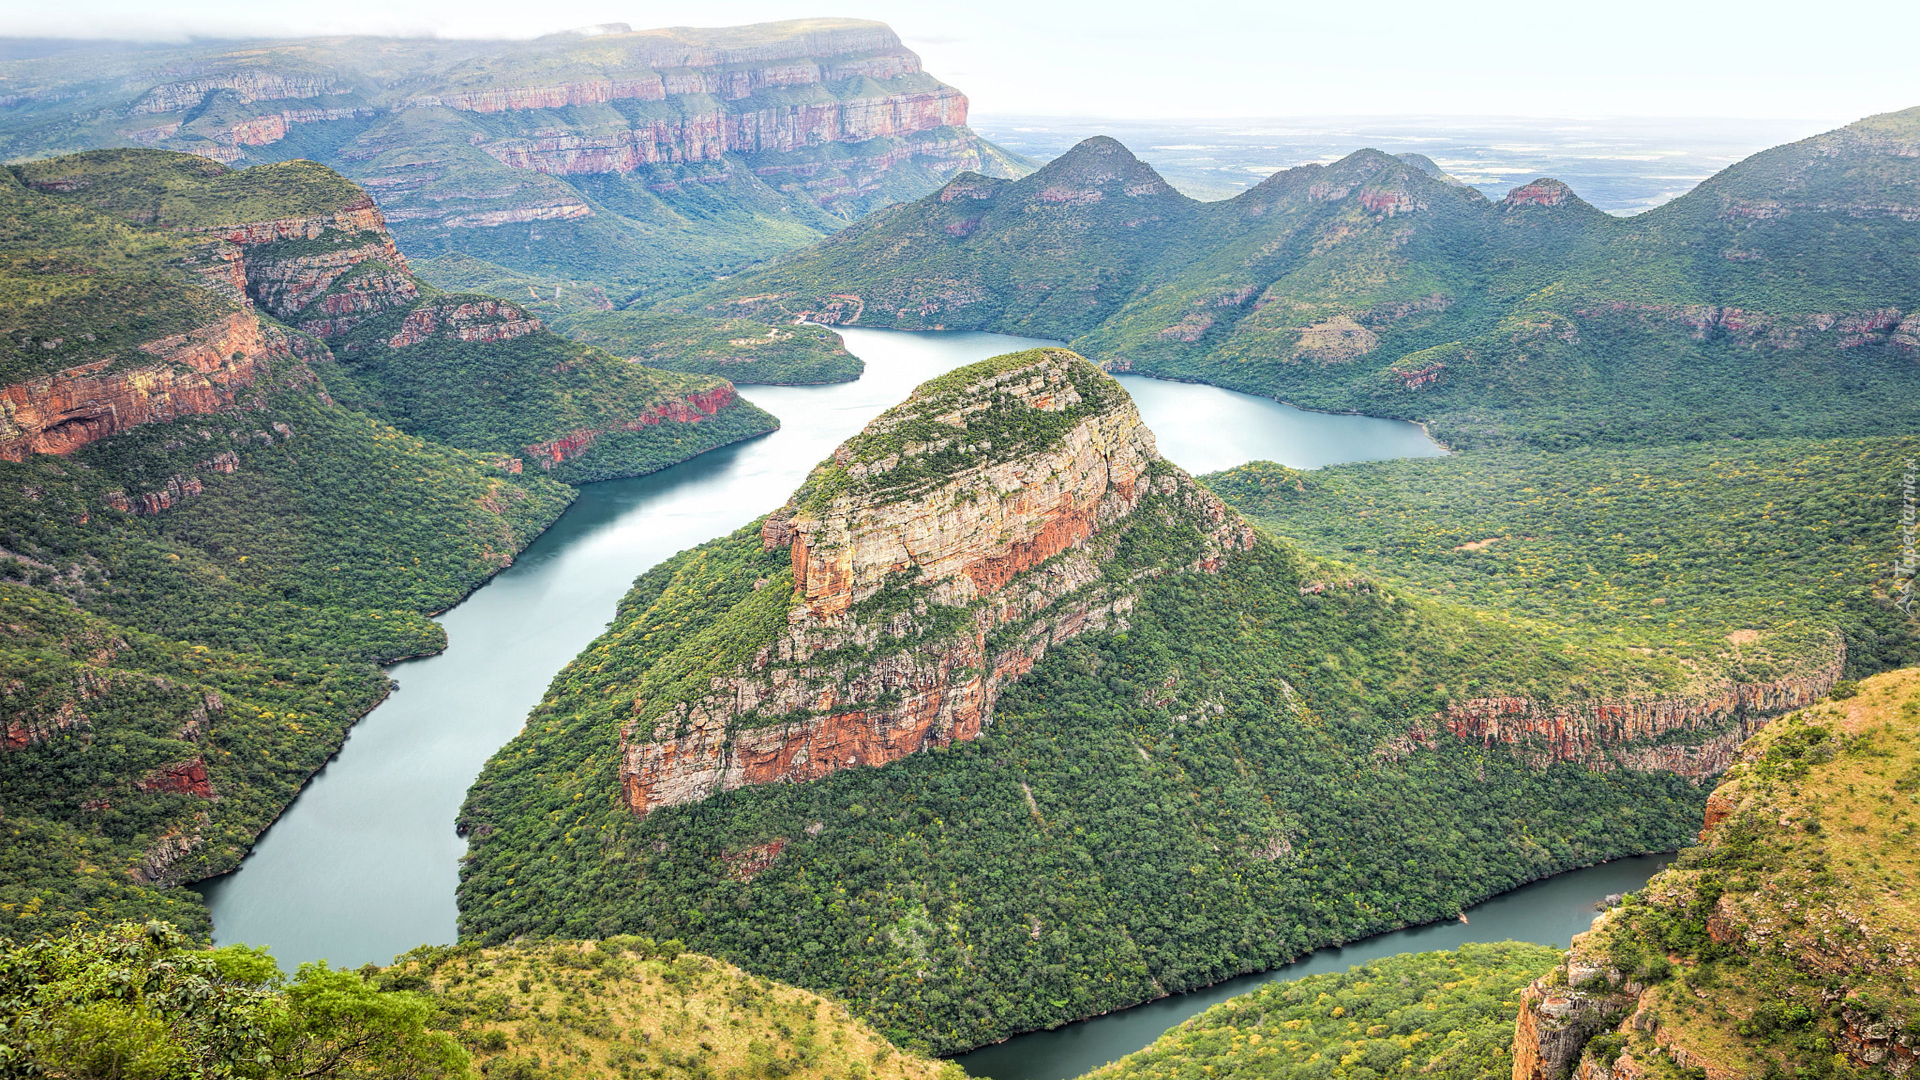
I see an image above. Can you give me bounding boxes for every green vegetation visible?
[385,937,960,1080]
[0,23,1029,299]
[14,151,367,230]
[459,460,1710,1053]
[0,920,468,1079]
[0,161,233,385]
[1208,436,1920,681]
[0,376,574,935]
[320,298,780,484]
[688,111,1920,452]
[1083,943,1563,1080]
[2,146,792,937]
[553,310,860,386]
[810,349,1125,506]
[0,921,962,1080]
[1529,666,1920,1079]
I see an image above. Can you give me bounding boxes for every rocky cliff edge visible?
[618,349,1254,816]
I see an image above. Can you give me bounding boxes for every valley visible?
[1,17,1917,1079]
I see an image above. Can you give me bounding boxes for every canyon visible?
[0,19,1028,291]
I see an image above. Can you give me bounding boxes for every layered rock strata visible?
[212,195,420,334]
[0,313,289,461]
[1436,641,1843,777]
[618,350,1252,816]
[386,298,543,348]
[521,384,739,468]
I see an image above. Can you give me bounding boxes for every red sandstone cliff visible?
[1433,642,1843,778]
[617,351,1253,817]
[521,384,740,469]
[0,313,292,462]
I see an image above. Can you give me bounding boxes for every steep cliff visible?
[1510,667,1920,1080]
[4,149,777,481]
[0,20,1030,294]
[617,349,1249,816]
[1434,642,1844,777]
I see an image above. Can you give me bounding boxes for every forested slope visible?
[0,149,772,933]
[687,108,1920,451]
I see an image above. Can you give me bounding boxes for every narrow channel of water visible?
[954,853,1673,1080]
[195,327,1444,971]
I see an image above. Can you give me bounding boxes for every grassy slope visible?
[458,460,1710,1053]
[387,938,960,1080]
[1538,665,1920,1079]
[1081,942,1563,1080]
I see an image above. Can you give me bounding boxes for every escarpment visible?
[1436,642,1845,778]
[3,160,424,459]
[617,349,1253,816]
[1,313,296,461]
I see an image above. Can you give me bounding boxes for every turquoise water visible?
[196,327,1444,976]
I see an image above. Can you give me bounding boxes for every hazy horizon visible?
[2,0,1914,122]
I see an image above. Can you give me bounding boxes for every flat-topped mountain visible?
[0,20,1029,296]
[456,350,1827,1052]
[689,108,1920,451]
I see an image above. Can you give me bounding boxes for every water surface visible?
[955,854,1672,1080]
[196,328,1441,968]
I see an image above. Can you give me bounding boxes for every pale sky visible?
[3,0,1916,122]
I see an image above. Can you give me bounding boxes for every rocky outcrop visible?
[618,351,1254,817]
[476,86,969,175]
[0,313,288,461]
[1502,178,1578,209]
[1512,913,1645,1080]
[1437,641,1843,777]
[213,195,419,334]
[387,298,543,348]
[136,757,215,798]
[521,385,739,468]
[1575,302,1920,353]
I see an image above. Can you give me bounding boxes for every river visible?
[193,326,1524,1067]
[953,852,1672,1080]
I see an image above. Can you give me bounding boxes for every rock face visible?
[618,350,1252,817]
[521,385,740,468]
[0,313,289,462]
[1,190,419,461]
[1436,642,1843,777]
[387,298,543,349]
[1511,914,1645,1080]
[0,20,1024,273]
[212,195,419,336]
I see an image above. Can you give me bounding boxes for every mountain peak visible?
[1027,136,1181,200]
[1499,177,1596,212]
[1395,152,1469,188]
